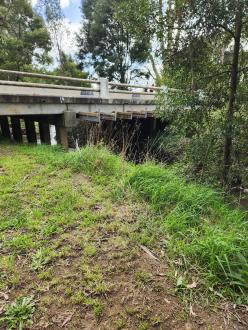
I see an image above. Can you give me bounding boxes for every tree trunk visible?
[158,0,165,66]
[223,4,243,185]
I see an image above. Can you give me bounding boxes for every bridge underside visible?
[0,98,157,149]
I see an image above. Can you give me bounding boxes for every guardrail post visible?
[99,78,109,99]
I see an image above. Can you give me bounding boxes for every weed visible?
[8,274,21,287]
[138,321,149,330]
[71,291,86,305]
[150,315,162,326]
[80,264,109,295]
[38,268,53,281]
[0,216,27,231]
[115,317,126,329]
[31,248,51,270]
[41,223,60,237]
[135,271,152,285]
[85,297,103,318]
[0,296,35,329]
[125,306,138,316]
[84,244,97,257]
[70,291,103,317]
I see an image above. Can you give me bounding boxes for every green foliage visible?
[78,0,150,82]
[0,296,35,330]
[0,0,51,71]
[154,1,248,185]
[117,0,248,185]
[49,52,88,86]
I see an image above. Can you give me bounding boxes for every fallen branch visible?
[140,245,160,262]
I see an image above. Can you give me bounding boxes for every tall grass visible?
[128,164,248,296]
[17,143,248,300]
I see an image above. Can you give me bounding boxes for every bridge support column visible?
[55,111,77,150]
[24,118,37,143]
[55,125,69,149]
[39,122,51,144]
[0,116,11,139]
[11,117,22,142]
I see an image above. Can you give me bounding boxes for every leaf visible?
[176,276,184,287]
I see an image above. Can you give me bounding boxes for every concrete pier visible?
[11,117,22,142]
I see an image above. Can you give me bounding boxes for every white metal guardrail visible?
[0,69,161,99]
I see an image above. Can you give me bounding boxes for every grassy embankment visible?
[0,143,247,329]
[24,144,248,296]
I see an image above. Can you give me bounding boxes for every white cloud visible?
[60,19,81,54]
[60,0,70,8]
[31,0,71,9]
[48,18,81,64]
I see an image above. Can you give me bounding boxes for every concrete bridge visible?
[0,69,161,149]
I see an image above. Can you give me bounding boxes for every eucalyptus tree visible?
[36,0,67,67]
[0,0,51,71]
[77,0,150,83]
[115,0,187,82]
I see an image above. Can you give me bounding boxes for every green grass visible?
[3,143,248,303]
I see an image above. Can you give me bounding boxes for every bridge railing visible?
[0,69,162,98]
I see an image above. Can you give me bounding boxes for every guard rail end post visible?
[99,78,110,99]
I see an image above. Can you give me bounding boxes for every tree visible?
[115,0,188,82]
[50,52,88,85]
[157,0,248,186]
[36,0,68,66]
[77,0,150,83]
[0,0,51,71]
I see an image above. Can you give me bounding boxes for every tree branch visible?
[216,23,235,39]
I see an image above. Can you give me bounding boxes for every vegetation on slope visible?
[0,143,247,329]
[15,144,248,302]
